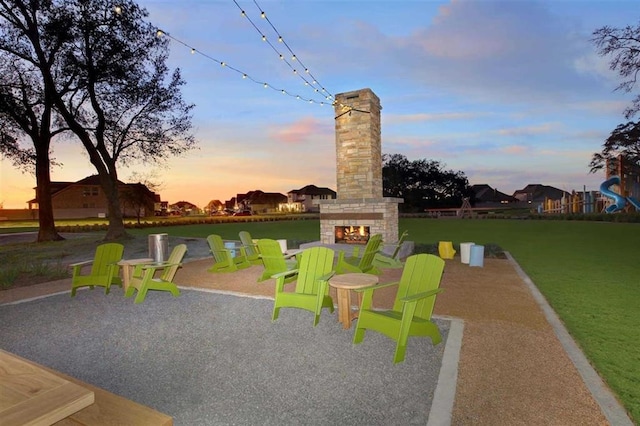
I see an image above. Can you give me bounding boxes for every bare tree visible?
[590,21,640,173]
[0,0,196,240]
[0,49,66,241]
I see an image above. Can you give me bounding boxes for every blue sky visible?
[0,0,635,209]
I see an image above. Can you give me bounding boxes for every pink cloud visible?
[269,117,329,144]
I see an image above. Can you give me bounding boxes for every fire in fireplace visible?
[335,226,370,244]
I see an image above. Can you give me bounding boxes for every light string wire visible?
[232,0,333,104]
[155,28,331,106]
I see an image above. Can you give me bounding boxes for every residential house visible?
[234,190,287,214]
[204,199,225,215]
[154,194,168,216]
[470,184,518,207]
[513,184,570,204]
[284,184,337,213]
[27,175,160,219]
[169,201,200,216]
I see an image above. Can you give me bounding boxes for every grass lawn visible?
[1,217,638,421]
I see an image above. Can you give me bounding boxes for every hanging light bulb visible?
[279,54,284,60]
[291,55,297,61]
[293,69,297,74]
[114,5,122,14]
[305,69,309,73]
[278,36,283,43]
[242,74,247,79]
[261,35,266,41]
[263,83,268,88]
[261,11,266,18]
[240,10,245,16]
[190,48,195,54]
[281,89,286,94]
[156,30,164,37]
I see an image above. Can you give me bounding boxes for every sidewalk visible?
[0,252,633,425]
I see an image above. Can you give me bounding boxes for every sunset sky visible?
[0,0,635,209]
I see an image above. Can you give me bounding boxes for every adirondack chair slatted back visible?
[256,238,297,281]
[239,231,260,261]
[392,253,445,319]
[207,234,229,264]
[91,243,124,276]
[390,230,409,260]
[161,244,187,282]
[257,238,287,270]
[358,233,383,269]
[295,246,334,295]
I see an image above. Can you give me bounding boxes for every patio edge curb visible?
[427,315,464,426]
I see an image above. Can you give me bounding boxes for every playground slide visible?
[627,196,640,210]
[600,176,627,213]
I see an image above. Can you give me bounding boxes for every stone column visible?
[334,88,382,200]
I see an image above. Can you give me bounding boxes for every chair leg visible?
[134,287,148,304]
[353,322,366,344]
[272,305,281,321]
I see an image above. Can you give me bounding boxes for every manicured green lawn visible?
[132,218,640,421]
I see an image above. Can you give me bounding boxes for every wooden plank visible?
[1,350,172,426]
[0,350,95,426]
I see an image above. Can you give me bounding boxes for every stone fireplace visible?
[318,88,402,246]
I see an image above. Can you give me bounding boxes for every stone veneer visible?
[318,88,402,245]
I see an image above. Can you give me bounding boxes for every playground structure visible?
[598,155,640,213]
[542,155,640,214]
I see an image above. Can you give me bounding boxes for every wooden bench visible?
[15,354,173,426]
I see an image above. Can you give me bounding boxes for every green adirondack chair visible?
[207,234,251,273]
[272,246,336,326]
[125,244,187,304]
[372,230,409,269]
[256,238,298,282]
[239,231,262,265]
[335,233,383,275]
[70,243,124,296]
[353,253,445,363]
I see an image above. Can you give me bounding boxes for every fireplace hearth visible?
[335,226,370,244]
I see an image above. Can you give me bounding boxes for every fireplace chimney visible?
[318,88,402,246]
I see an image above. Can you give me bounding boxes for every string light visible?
[232,0,334,103]
[153,28,329,106]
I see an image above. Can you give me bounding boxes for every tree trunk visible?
[35,144,64,242]
[99,173,129,241]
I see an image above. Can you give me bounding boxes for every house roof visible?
[171,201,198,209]
[288,184,336,196]
[513,184,569,201]
[471,184,517,203]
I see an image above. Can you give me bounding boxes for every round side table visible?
[329,273,379,329]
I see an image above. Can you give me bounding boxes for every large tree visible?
[0,0,196,240]
[589,21,640,174]
[0,10,69,242]
[382,153,473,212]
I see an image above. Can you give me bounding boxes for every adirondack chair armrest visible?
[271,268,299,280]
[69,259,93,268]
[353,281,399,293]
[399,288,443,303]
[140,262,181,270]
[317,271,335,282]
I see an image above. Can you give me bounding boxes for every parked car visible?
[233,210,252,216]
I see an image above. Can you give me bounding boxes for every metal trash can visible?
[148,233,169,263]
